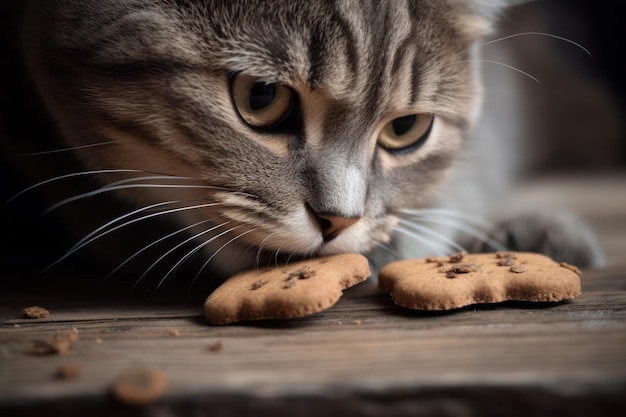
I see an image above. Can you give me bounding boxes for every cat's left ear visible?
[448,0,529,40]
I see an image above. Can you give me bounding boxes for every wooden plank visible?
[1,174,625,415]
[1,266,625,416]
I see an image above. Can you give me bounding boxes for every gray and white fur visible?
[19,0,604,289]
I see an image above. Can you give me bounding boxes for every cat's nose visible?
[314,212,360,242]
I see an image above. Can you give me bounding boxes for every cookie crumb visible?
[166,328,180,337]
[111,367,167,406]
[251,279,268,290]
[510,265,527,274]
[448,252,466,263]
[352,319,362,325]
[56,364,83,380]
[208,341,223,352]
[559,262,581,275]
[22,306,49,319]
[28,328,79,356]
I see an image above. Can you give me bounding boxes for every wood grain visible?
[0,174,625,416]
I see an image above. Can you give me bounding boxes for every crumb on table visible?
[22,306,49,319]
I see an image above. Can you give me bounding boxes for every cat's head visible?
[24,0,514,276]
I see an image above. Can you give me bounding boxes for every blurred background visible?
[481,0,624,175]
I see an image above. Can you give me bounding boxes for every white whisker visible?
[42,183,247,215]
[398,219,467,253]
[8,141,118,159]
[133,221,232,292]
[6,169,144,203]
[407,214,506,252]
[443,59,540,84]
[190,227,260,289]
[479,60,540,83]
[398,208,495,229]
[285,250,298,266]
[378,243,400,258]
[103,175,202,189]
[154,225,247,293]
[393,225,450,256]
[255,232,277,268]
[45,201,222,272]
[102,218,213,285]
[478,31,592,58]
[274,247,281,266]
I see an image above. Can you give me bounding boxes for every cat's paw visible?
[464,208,605,268]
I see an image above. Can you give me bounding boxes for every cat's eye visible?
[378,113,434,152]
[231,74,294,129]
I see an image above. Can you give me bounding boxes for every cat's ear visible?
[448,0,529,40]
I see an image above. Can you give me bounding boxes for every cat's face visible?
[25,0,501,276]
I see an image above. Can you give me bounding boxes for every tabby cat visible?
[9,0,603,291]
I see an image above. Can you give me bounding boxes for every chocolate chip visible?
[251,279,268,290]
[510,265,527,274]
[287,266,316,280]
[447,263,481,274]
[498,258,515,267]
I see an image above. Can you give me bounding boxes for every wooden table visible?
[1,175,625,416]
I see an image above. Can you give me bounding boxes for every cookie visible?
[22,306,50,319]
[204,253,370,324]
[379,252,581,310]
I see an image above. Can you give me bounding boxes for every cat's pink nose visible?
[315,213,360,242]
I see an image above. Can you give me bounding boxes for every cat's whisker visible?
[255,232,277,268]
[445,59,540,84]
[398,208,495,229]
[42,183,254,215]
[45,201,223,272]
[133,221,233,292]
[102,175,204,189]
[397,218,467,253]
[477,31,592,58]
[400,213,506,252]
[6,169,144,203]
[378,242,400,258]
[392,224,451,257]
[155,225,247,293]
[274,247,282,267]
[285,247,303,266]
[102,218,214,286]
[189,227,259,290]
[8,141,119,159]
[478,60,540,83]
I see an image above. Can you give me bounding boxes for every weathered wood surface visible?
[1,174,625,416]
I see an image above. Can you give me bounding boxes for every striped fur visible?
[22,0,513,279]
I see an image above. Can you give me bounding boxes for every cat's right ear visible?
[447,0,530,40]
